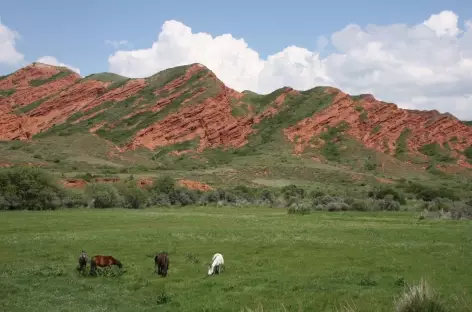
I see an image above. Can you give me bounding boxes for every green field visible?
[0,207,471,311]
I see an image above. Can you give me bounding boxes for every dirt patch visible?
[178,179,213,191]
[137,178,153,187]
[62,178,87,188]
[375,177,394,184]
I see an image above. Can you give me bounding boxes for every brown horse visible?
[89,255,123,276]
[154,253,169,277]
[76,250,89,275]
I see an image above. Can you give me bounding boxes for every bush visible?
[373,198,401,211]
[281,184,306,201]
[84,183,122,208]
[168,188,199,206]
[260,189,276,204]
[115,181,148,209]
[151,176,176,194]
[394,278,446,312]
[62,192,87,208]
[399,181,459,202]
[369,186,406,205]
[0,167,66,210]
[449,202,472,220]
[148,193,171,207]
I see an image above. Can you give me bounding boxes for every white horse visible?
[207,253,224,276]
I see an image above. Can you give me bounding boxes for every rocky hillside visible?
[1,62,471,171]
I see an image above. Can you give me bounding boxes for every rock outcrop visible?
[1,62,471,170]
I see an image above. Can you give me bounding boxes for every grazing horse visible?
[89,255,122,276]
[154,253,169,277]
[208,253,224,276]
[77,250,89,275]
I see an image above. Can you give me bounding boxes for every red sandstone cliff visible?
[1,62,471,169]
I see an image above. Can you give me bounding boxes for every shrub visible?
[325,201,350,211]
[168,187,199,206]
[281,184,306,201]
[373,198,401,211]
[260,188,276,204]
[394,278,446,312]
[199,190,220,205]
[0,167,65,210]
[369,186,406,205]
[309,189,325,198]
[115,181,148,209]
[62,192,87,208]
[148,193,171,207]
[399,181,459,201]
[351,199,369,211]
[151,175,175,194]
[84,183,122,208]
[449,202,472,220]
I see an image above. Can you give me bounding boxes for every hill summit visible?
[1,62,471,176]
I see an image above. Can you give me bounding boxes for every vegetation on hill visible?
[29,70,72,87]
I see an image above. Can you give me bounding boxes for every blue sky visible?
[1,0,469,76]
[1,0,472,118]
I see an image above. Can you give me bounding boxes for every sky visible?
[1,0,472,119]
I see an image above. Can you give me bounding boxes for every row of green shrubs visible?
[0,167,471,220]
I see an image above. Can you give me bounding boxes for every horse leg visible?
[89,259,97,276]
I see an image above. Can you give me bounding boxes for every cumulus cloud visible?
[105,40,132,49]
[108,10,472,119]
[0,19,24,65]
[37,56,81,74]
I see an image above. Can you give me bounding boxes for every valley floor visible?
[0,207,471,311]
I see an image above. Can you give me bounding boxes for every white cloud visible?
[36,56,81,74]
[0,20,24,65]
[108,10,472,119]
[105,40,132,49]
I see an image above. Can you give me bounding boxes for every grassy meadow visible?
[0,206,471,312]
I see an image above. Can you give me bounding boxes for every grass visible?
[419,143,455,163]
[464,146,472,164]
[14,96,51,115]
[0,89,15,98]
[29,71,72,87]
[395,128,412,159]
[0,207,471,311]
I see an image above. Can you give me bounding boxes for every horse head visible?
[114,259,123,269]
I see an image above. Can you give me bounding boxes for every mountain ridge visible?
[1,62,471,173]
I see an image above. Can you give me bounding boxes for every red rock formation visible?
[126,85,296,151]
[0,63,72,89]
[82,79,147,113]
[0,74,79,112]
[284,88,472,167]
[0,79,109,140]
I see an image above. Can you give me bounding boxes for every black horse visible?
[77,250,89,275]
[154,253,169,277]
